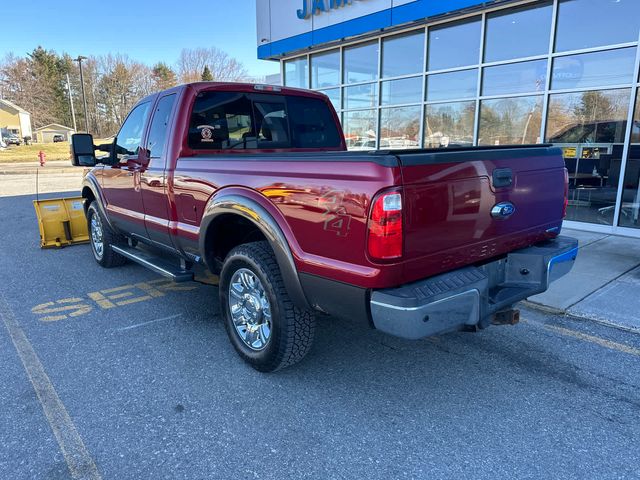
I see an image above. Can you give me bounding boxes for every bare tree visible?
[177,47,248,83]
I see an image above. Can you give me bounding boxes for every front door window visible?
[115,102,151,161]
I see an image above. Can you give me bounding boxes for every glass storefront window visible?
[546,89,631,143]
[320,88,341,113]
[479,95,543,145]
[555,0,640,52]
[426,69,477,102]
[551,48,636,91]
[382,31,425,78]
[311,50,340,89]
[380,106,421,149]
[381,77,422,106]
[284,57,308,89]
[424,101,475,148]
[619,90,640,229]
[484,2,553,62]
[343,83,378,110]
[344,42,379,84]
[546,88,631,225]
[343,110,378,150]
[482,60,547,96]
[428,18,481,71]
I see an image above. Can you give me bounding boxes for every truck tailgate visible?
[396,146,566,280]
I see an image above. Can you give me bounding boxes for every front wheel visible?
[87,201,126,268]
[219,241,316,372]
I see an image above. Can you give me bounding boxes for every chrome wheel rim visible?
[228,268,272,351]
[90,212,104,259]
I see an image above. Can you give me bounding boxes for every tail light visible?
[368,190,403,260]
[562,168,569,218]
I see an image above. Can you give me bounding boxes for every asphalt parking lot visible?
[1,190,640,480]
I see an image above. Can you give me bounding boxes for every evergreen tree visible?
[151,62,177,90]
[201,65,213,81]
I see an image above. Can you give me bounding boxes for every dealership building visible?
[256,0,640,236]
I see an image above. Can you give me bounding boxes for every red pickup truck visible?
[71,82,578,372]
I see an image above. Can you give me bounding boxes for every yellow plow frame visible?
[33,197,89,248]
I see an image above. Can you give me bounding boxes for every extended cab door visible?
[102,101,152,238]
[140,93,177,247]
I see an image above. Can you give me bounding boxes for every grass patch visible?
[0,140,112,163]
[0,142,71,163]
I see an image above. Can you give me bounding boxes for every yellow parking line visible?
[524,319,640,357]
[0,291,102,480]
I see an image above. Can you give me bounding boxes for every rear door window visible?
[147,94,176,158]
[188,91,341,150]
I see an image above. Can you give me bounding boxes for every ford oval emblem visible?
[491,202,516,219]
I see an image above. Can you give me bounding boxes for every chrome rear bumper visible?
[370,236,578,340]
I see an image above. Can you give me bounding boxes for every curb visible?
[522,300,640,335]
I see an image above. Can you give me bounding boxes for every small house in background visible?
[0,99,32,139]
[34,124,75,143]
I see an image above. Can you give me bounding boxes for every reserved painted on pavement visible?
[31,279,199,322]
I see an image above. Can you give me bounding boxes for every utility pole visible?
[75,56,89,133]
[65,73,77,132]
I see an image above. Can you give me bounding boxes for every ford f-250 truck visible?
[71,82,578,372]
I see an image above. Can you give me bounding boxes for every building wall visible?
[257,0,488,59]
[0,108,21,135]
[276,0,640,236]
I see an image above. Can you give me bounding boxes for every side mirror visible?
[70,134,97,167]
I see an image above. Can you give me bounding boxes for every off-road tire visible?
[219,241,316,372]
[87,201,127,268]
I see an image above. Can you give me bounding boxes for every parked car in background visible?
[53,134,65,143]
[4,134,22,146]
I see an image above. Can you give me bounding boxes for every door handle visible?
[493,168,513,188]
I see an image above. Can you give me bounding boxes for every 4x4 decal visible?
[319,190,351,237]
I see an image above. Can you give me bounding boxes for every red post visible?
[38,151,46,167]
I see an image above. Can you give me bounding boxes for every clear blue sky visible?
[0,0,279,78]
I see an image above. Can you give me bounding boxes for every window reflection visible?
[428,18,481,71]
[382,31,425,78]
[311,50,340,89]
[618,90,640,229]
[380,106,421,149]
[343,110,377,150]
[546,88,631,225]
[427,69,477,101]
[484,2,553,62]
[344,42,379,84]
[319,88,341,113]
[479,96,543,145]
[551,48,636,91]
[284,57,309,89]
[424,101,475,148]
[482,60,547,96]
[555,0,640,52]
[344,83,378,110]
[381,77,422,106]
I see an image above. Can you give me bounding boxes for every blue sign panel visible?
[258,0,492,59]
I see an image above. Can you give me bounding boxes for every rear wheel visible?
[219,241,316,372]
[87,202,126,268]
